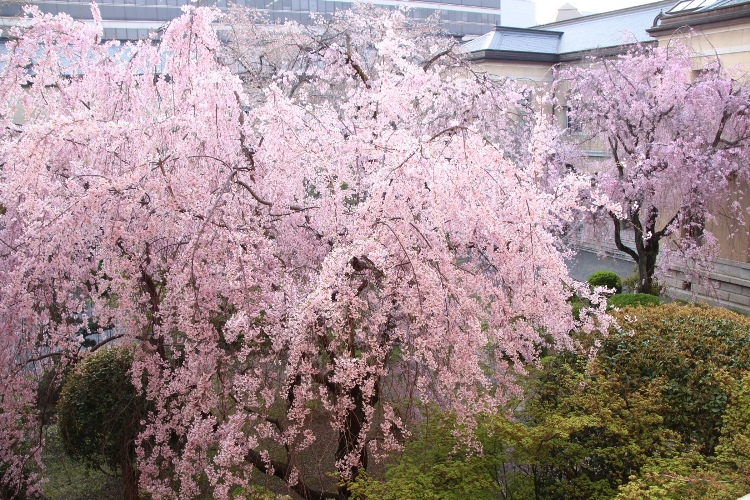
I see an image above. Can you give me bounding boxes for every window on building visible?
[667,0,716,14]
[566,106,582,133]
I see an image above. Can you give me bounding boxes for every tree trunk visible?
[121,443,140,500]
[336,385,368,499]
[635,238,659,295]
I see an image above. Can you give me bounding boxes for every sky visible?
[534,0,658,24]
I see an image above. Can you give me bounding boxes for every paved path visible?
[566,250,634,283]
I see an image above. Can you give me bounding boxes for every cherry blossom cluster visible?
[0,5,605,498]
[562,43,750,292]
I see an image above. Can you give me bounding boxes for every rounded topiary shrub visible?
[607,293,661,309]
[57,345,144,500]
[587,271,622,295]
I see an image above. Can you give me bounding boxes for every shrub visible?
[349,409,501,500]
[607,293,661,309]
[350,305,750,499]
[618,372,750,499]
[600,304,750,455]
[57,345,145,500]
[520,352,679,499]
[520,304,750,495]
[587,271,623,295]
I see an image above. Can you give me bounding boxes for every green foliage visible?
[515,354,681,499]
[588,271,623,295]
[607,293,661,309]
[42,425,123,500]
[349,409,501,499]
[524,304,750,497]
[57,345,145,494]
[350,304,750,500]
[617,372,750,499]
[601,304,750,455]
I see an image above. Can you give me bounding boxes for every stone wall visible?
[665,259,750,316]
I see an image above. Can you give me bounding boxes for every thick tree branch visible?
[235,178,273,207]
[609,211,639,262]
[712,109,732,148]
[422,48,452,72]
[90,333,126,352]
[234,176,314,215]
[345,34,369,88]
[654,210,681,240]
[24,351,65,364]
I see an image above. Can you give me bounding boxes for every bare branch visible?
[422,48,453,72]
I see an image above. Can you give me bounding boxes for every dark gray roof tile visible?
[461,26,561,53]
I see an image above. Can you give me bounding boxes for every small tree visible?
[562,43,750,293]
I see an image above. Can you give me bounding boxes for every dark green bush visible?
[587,271,622,294]
[516,304,750,496]
[520,350,678,499]
[619,371,750,499]
[607,293,661,309]
[57,345,145,500]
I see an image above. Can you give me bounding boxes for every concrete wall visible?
[665,258,750,316]
[474,61,554,81]
[657,22,750,72]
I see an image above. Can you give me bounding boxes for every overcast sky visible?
[535,0,658,24]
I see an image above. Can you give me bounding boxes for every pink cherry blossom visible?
[0,5,605,498]
[561,43,750,293]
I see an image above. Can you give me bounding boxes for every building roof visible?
[461,26,561,54]
[650,0,750,34]
[693,0,750,11]
[463,1,677,63]
[535,0,675,55]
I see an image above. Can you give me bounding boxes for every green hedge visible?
[607,293,661,309]
[599,304,750,455]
